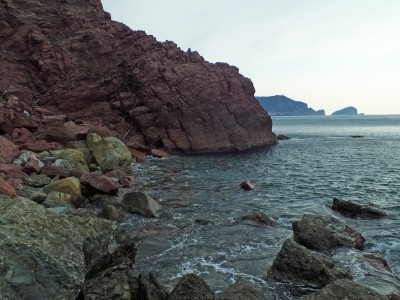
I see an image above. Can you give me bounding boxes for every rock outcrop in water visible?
[256,95,325,116]
[331,106,359,116]
[0,0,276,154]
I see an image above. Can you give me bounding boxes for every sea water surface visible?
[123,115,400,298]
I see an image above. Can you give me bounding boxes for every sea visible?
[123,115,400,298]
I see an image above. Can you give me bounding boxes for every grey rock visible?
[267,239,351,287]
[332,198,387,219]
[97,205,124,222]
[139,272,169,300]
[218,278,266,300]
[292,214,365,250]
[121,192,161,217]
[16,185,47,204]
[169,273,214,300]
[81,258,140,300]
[22,173,52,188]
[301,279,388,300]
[0,197,136,299]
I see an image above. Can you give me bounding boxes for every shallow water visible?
[123,115,400,298]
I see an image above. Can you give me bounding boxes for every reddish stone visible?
[20,140,59,152]
[12,128,34,144]
[40,165,70,178]
[0,136,19,164]
[0,178,17,198]
[150,149,172,159]
[23,158,42,174]
[130,149,147,162]
[80,173,119,195]
[34,125,75,144]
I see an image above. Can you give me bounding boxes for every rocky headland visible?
[256,95,325,116]
[0,0,276,154]
[331,106,360,116]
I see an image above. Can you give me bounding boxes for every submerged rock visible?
[267,239,351,288]
[332,198,387,219]
[292,214,365,250]
[241,212,275,226]
[218,277,266,300]
[169,273,214,300]
[121,192,162,217]
[277,134,291,140]
[301,279,388,300]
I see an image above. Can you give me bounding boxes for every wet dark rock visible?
[91,194,123,207]
[121,192,162,217]
[80,257,140,300]
[97,205,124,222]
[138,272,169,300]
[240,181,255,191]
[301,279,388,300]
[195,218,214,225]
[292,214,365,250]
[218,277,266,300]
[332,249,400,298]
[241,212,275,226]
[350,135,364,138]
[169,273,215,300]
[332,198,387,219]
[267,239,351,287]
[277,134,291,140]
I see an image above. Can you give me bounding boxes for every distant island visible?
[331,106,361,116]
[256,95,325,116]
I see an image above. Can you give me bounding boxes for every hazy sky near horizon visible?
[101,0,400,115]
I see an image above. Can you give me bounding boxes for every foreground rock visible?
[0,197,136,299]
[332,198,387,219]
[267,239,351,288]
[218,278,266,300]
[121,192,162,217]
[302,279,388,300]
[0,0,277,154]
[169,273,214,300]
[292,214,365,250]
[138,272,169,300]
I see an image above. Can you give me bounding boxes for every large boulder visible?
[169,273,214,300]
[267,239,351,288]
[86,133,132,172]
[121,192,162,218]
[0,0,276,154]
[332,198,387,219]
[302,279,388,300]
[0,197,136,299]
[218,278,265,300]
[292,214,365,250]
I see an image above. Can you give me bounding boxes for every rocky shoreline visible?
[1,121,400,298]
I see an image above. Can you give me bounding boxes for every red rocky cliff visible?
[0,0,277,153]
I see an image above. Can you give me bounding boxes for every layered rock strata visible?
[0,0,276,154]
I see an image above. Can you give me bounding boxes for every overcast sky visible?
[101,0,400,115]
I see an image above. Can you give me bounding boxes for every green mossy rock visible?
[50,148,89,174]
[86,133,132,172]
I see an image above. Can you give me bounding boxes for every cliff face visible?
[0,0,276,153]
[256,96,325,116]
